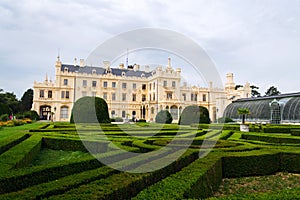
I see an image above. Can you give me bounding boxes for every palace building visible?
[32,56,251,122]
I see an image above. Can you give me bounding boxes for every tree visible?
[237,108,250,124]
[235,85,243,90]
[179,105,210,125]
[20,88,33,112]
[265,86,281,96]
[70,96,110,123]
[0,91,20,115]
[155,110,173,124]
[250,85,261,97]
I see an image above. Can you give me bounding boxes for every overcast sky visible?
[1,0,300,98]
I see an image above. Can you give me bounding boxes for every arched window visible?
[170,105,178,120]
[111,110,116,118]
[151,107,155,114]
[270,100,281,124]
[60,106,69,119]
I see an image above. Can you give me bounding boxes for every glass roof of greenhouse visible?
[223,92,300,123]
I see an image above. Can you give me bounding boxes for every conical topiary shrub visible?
[178,105,210,125]
[70,96,110,123]
[155,110,173,124]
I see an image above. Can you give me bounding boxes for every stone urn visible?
[240,124,249,132]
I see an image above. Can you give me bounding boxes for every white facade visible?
[32,57,251,122]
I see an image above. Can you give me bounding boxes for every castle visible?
[32,57,251,122]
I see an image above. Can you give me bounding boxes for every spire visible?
[56,52,62,67]
[126,48,129,68]
[167,57,171,68]
[45,73,48,83]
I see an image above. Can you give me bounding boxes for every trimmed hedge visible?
[263,127,291,133]
[0,150,125,194]
[0,135,42,172]
[222,152,280,178]
[280,153,300,173]
[0,134,30,155]
[42,137,109,153]
[0,166,117,200]
[134,155,222,199]
[241,133,300,144]
[291,129,300,136]
[70,96,110,123]
[47,150,199,199]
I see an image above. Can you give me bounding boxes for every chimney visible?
[103,61,110,69]
[144,65,149,72]
[119,63,124,69]
[74,58,77,66]
[134,64,140,71]
[79,59,85,67]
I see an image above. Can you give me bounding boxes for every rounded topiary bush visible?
[24,110,39,120]
[155,110,173,124]
[178,105,210,125]
[70,96,110,123]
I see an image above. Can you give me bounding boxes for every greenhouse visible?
[223,92,300,124]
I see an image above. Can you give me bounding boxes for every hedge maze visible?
[0,123,299,199]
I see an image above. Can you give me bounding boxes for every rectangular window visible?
[63,79,68,86]
[194,94,197,101]
[103,92,107,100]
[122,93,126,101]
[112,82,116,88]
[122,83,127,89]
[172,81,176,87]
[167,92,172,99]
[92,81,97,87]
[112,93,116,101]
[149,83,152,90]
[191,93,194,101]
[48,90,52,98]
[132,83,136,89]
[66,91,70,99]
[132,94,136,101]
[142,84,146,90]
[142,94,146,101]
[153,92,155,101]
[61,91,65,98]
[163,80,167,87]
[122,111,126,118]
[103,81,108,88]
[82,80,87,87]
[182,93,186,101]
[153,82,155,89]
[39,90,44,98]
[203,94,206,102]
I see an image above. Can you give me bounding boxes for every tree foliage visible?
[235,85,243,90]
[0,89,20,115]
[237,108,250,124]
[178,105,210,125]
[155,110,173,124]
[265,86,281,96]
[20,89,33,112]
[250,85,261,97]
[70,96,110,123]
